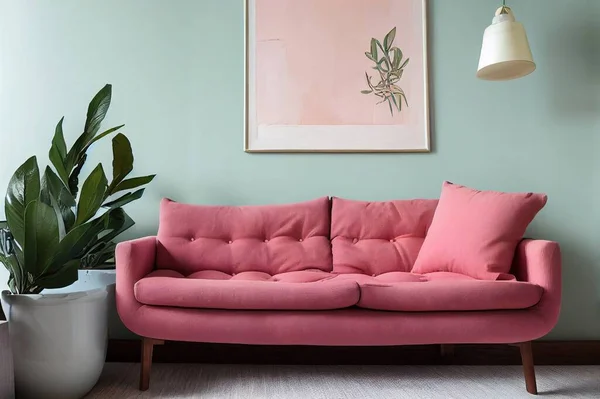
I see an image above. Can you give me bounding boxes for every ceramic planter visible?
[0,286,109,399]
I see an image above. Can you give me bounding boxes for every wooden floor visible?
[86,363,600,398]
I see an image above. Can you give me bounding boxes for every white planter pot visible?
[50,269,131,339]
[0,285,109,399]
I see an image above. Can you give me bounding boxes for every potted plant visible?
[0,84,154,399]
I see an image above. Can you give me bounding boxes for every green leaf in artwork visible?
[362,28,409,117]
[365,72,375,90]
[391,85,409,107]
[389,92,400,112]
[378,57,390,72]
[391,47,402,69]
[370,38,378,61]
[400,92,409,107]
[384,27,397,51]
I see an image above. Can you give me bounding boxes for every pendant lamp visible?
[477,1,535,81]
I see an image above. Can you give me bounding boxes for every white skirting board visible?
[0,321,14,399]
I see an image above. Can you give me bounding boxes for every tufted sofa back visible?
[156,197,332,275]
[331,197,438,275]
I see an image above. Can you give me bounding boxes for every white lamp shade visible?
[477,7,535,81]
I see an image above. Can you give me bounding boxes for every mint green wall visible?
[0,0,599,339]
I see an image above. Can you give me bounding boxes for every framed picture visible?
[245,0,430,153]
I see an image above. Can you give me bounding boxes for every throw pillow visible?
[412,181,547,280]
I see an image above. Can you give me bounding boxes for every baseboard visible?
[107,340,600,365]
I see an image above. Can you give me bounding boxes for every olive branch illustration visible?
[361,27,410,116]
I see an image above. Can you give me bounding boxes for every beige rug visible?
[86,363,600,399]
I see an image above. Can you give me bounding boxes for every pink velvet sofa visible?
[116,197,561,394]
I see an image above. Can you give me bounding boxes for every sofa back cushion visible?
[156,197,332,275]
[331,197,438,275]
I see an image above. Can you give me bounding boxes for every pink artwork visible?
[246,0,429,152]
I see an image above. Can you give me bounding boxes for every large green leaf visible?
[102,188,145,210]
[23,200,59,276]
[51,207,122,268]
[107,133,134,195]
[64,124,124,199]
[36,259,79,289]
[41,167,76,235]
[52,117,67,159]
[75,164,108,225]
[7,271,17,294]
[88,124,124,148]
[80,208,134,269]
[85,84,112,141]
[384,27,397,51]
[49,117,70,185]
[89,242,117,266]
[101,208,134,241]
[24,203,39,274]
[68,153,87,197]
[81,240,112,268]
[65,84,112,177]
[0,253,20,292]
[5,156,40,245]
[113,174,155,193]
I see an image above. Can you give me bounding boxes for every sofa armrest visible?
[115,236,157,329]
[512,239,562,332]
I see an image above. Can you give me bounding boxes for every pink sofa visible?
[116,197,561,394]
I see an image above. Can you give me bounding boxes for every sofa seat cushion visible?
[357,272,543,311]
[134,270,360,310]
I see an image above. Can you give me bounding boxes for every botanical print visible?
[247,0,429,152]
[362,27,410,116]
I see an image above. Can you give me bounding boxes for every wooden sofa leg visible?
[519,341,538,395]
[140,338,164,391]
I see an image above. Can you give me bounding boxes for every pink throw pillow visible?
[412,182,547,280]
